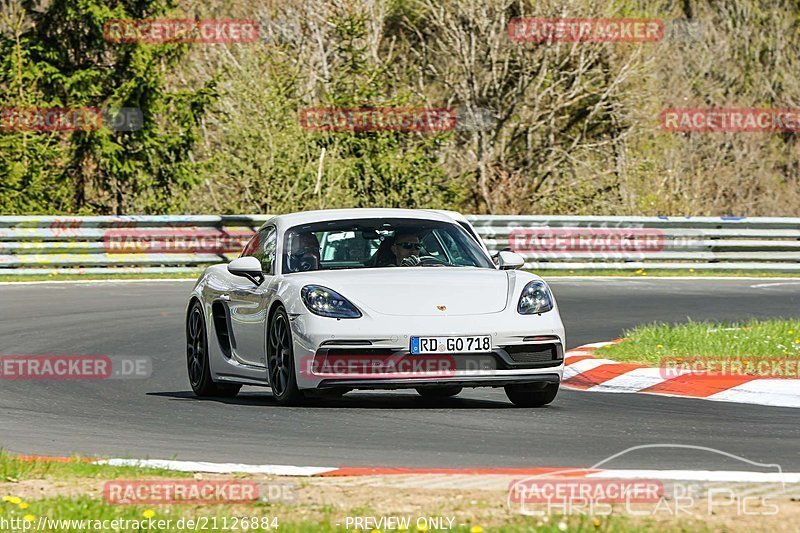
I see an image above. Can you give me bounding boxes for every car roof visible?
[261,208,457,231]
[428,209,470,224]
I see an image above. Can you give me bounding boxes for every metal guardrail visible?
[0,215,799,275]
[467,215,800,271]
[0,215,268,276]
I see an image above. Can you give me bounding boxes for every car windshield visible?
[282,218,494,273]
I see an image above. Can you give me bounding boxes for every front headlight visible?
[517,280,553,315]
[301,285,362,318]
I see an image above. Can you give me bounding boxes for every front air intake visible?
[501,343,562,367]
[211,301,234,358]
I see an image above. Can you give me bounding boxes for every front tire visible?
[504,382,559,407]
[416,386,462,398]
[267,306,304,405]
[186,301,241,398]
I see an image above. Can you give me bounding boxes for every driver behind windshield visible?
[390,231,423,267]
[286,232,320,272]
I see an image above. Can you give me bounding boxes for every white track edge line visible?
[587,469,800,483]
[98,458,338,476]
[97,459,800,483]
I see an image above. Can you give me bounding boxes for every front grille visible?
[502,343,561,366]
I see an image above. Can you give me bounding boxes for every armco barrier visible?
[468,215,800,272]
[0,215,269,276]
[0,214,799,275]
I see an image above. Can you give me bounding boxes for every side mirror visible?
[227,256,264,285]
[496,250,525,270]
[492,247,512,263]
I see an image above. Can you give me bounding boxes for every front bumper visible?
[289,311,565,390]
[317,373,561,390]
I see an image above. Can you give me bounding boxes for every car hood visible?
[292,268,510,316]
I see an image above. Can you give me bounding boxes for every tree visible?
[189,0,454,214]
[0,0,215,214]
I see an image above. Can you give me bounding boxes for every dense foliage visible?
[2,0,799,215]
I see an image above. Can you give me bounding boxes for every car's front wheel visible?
[267,306,304,405]
[416,386,462,398]
[504,382,559,407]
[186,301,241,398]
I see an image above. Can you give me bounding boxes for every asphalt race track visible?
[1,278,799,471]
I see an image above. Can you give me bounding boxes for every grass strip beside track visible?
[596,319,800,367]
[0,495,696,533]
[0,453,717,532]
[0,452,190,481]
[4,454,797,531]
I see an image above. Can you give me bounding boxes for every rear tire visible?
[416,386,462,398]
[267,306,304,405]
[186,301,241,398]
[504,382,559,407]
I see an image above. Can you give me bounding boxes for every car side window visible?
[420,231,446,260]
[260,228,277,273]
[436,229,471,265]
[241,233,259,258]
[241,226,277,274]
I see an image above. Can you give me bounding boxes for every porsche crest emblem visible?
[436,305,447,311]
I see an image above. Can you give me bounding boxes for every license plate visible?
[410,335,491,354]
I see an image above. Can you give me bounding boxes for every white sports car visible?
[186,209,565,406]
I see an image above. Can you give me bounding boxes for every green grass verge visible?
[0,495,700,532]
[597,319,800,366]
[0,452,191,482]
[0,453,709,532]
